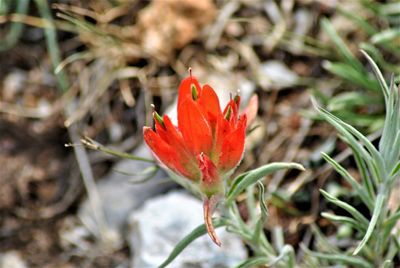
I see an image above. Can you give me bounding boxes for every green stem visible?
[0,0,29,52]
[33,0,69,92]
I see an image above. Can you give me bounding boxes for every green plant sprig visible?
[312,51,400,266]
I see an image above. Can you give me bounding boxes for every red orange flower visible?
[143,71,258,245]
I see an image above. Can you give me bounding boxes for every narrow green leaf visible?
[382,210,400,243]
[227,172,248,194]
[350,142,376,198]
[382,260,393,268]
[390,161,400,177]
[353,191,386,255]
[337,8,377,35]
[251,217,265,248]
[267,245,296,268]
[360,43,400,74]
[321,212,365,232]
[327,92,380,111]
[158,218,227,268]
[257,181,268,218]
[322,153,373,210]
[245,184,257,223]
[380,2,400,15]
[226,162,304,204]
[371,29,400,44]
[320,189,369,227]
[310,224,340,253]
[316,104,385,183]
[307,251,372,268]
[323,61,379,92]
[315,107,378,186]
[378,75,397,160]
[330,112,384,174]
[0,0,29,52]
[360,50,389,100]
[320,18,363,71]
[388,133,400,175]
[234,257,268,268]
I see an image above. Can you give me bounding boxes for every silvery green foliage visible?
[312,51,400,267]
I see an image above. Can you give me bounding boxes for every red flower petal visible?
[223,99,239,128]
[218,114,247,171]
[143,127,196,179]
[163,116,200,179]
[198,85,221,128]
[212,114,230,163]
[178,98,213,156]
[177,76,202,108]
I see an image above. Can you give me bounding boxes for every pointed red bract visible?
[177,76,202,108]
[198,85,221,128]
[219,115,247,171]
[178,98,213,156]
[143,127,193,178]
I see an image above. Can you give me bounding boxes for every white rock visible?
[259,61,298,90]
[0,252,26,268]
[3,70,27,101]
[128,191,247,268]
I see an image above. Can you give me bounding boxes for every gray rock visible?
[128,191,247,268]
[78,144,175,239]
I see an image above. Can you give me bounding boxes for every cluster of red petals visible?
[143,74,252,195]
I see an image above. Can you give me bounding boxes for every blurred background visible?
[0,0,399,267]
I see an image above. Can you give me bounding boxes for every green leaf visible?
[320,189,369,227]
[320,18,363,72]
[327,92,381,111]
[390,161,400,177]
[310,224,340,254]
[267,245,296,268]
[225,162,304,205]
[323,61,379,92]
[382,260,393,268]
[360,43,400,74]
[314,102,385,184]
[350,142,376,198]
[382,210,400,244]
[158,218,227,268]
[353,190,386,255]
[257,182,268,218]
[321,153,374,210]
[371,29,400,44]
[360,50,389,100]
[234,257,269,268]
[307,251,373,268]
[337,8,377,35]
[321,212,366,232]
